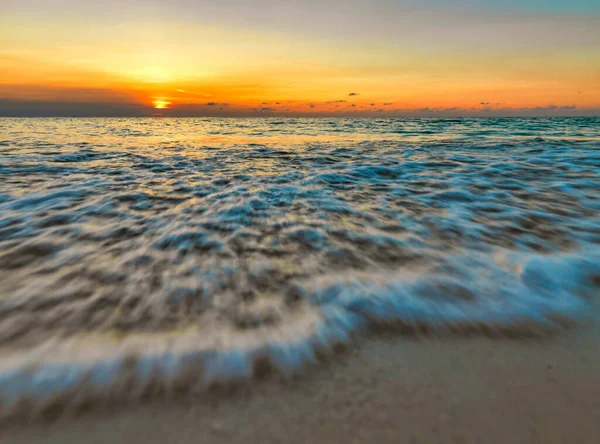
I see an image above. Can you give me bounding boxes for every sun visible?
[152,99,172,109]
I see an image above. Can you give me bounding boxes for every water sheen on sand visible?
[0,117,599,412]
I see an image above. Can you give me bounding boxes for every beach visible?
[0,117,599,442]
[3,324,600,443]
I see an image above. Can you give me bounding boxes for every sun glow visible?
[1,8,598,117]
[133,66,172,84]
[152,99,172,109]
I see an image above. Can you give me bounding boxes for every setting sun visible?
[152,99,172,109]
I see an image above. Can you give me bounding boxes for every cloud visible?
[348,93,359,96]
[370,103,375,106]
[383,103,393,105]
[176,89,212,97]
[0,98,594,118]
[415,107,464,113]
[398,104,588,117]
[520,104,576,112]
[309,104,315,108]
[261,102,269,105]
[0,99,149,117]
[521,105,560,112]
[480,101,490,105]
[206,102,217,106]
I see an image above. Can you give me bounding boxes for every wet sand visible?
[3,326,600,444]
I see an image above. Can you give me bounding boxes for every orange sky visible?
[1,1,599,116]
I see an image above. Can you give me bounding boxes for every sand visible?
[2,324,600,444]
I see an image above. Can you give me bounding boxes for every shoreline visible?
[3,325,600,443]
[1,116,598,443]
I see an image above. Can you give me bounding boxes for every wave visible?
[0,117,599,417]
[0,249,597,417]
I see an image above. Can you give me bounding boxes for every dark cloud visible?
[0,84,138,104]
[402,104,589,117]
[0,99,594,118]
[261,102,269,105]
[416,107,466,113]
[348,93,359,96]
[522,105,558,112]
[309,104,315,108]
[383,102,392,105]
[520,104,577,112]
[370,103,375,106]
[480,101,489,105]
[0,99,150,117]
[206,102,217,106]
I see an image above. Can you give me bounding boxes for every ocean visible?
[0,117,599,413]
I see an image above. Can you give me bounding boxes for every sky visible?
[1,0,599,116]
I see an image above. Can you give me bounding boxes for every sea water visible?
[0,117,599,413]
